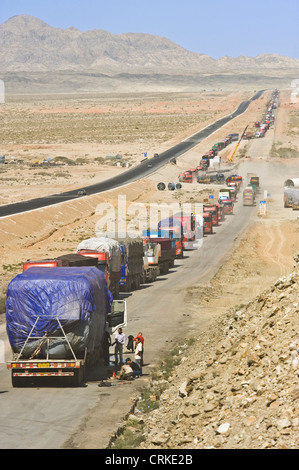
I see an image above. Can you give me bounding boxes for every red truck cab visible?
[200,212,213,234]
[173,214,196,248]
[222,200,234,215]
[203,205,219,226]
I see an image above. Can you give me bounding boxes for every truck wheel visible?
[126,278,131,292]
[134,275,140,290]
[71,368,84,387]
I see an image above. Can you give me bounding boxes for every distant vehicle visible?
[242,132,254,140]
[147,163,153,168]
[154,153,159,158]
[243,187,255,206]
[284,178,299,209]
[227,133,239,141]
[222,200,234,215]
[77,189,87,196]
[255,131,264,138]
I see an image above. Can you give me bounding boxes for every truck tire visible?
[163,262,169,274]
[134,275,140,290]
[71,367,84,387]
[125,277,131,292]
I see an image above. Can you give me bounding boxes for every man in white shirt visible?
[114,327,126,366]
[134,337,143,375]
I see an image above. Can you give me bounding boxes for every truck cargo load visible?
[56,253,99,267]
[6,267,111,359]
[116,237,144,291]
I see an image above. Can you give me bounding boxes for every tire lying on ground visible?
[157,182,166,191]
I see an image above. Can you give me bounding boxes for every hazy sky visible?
[0,0,298,59]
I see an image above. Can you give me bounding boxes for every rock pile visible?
[138,256,299,449]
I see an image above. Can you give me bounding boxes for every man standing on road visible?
[134,337,143,375]
[114,327,126,366]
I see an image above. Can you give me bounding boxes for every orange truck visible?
[76,237,122,298]
[200,212,213,234]
[172,213,196,249]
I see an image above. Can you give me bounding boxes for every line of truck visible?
[178,133,237,184]
[244,89,279,140]
[6,88,278,387]
[6,176,252,389]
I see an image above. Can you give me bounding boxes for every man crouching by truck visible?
[119,358,141,380]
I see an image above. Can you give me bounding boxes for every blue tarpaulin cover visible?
[6,267,112,359]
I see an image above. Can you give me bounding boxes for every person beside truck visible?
[113,327,126,366]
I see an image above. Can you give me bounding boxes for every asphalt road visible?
[0,90,265,218]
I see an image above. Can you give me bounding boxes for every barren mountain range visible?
[1,15,299,74]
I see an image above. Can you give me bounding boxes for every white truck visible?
[284,178,299,209]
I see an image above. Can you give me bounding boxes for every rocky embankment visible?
[138,255,299,449]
